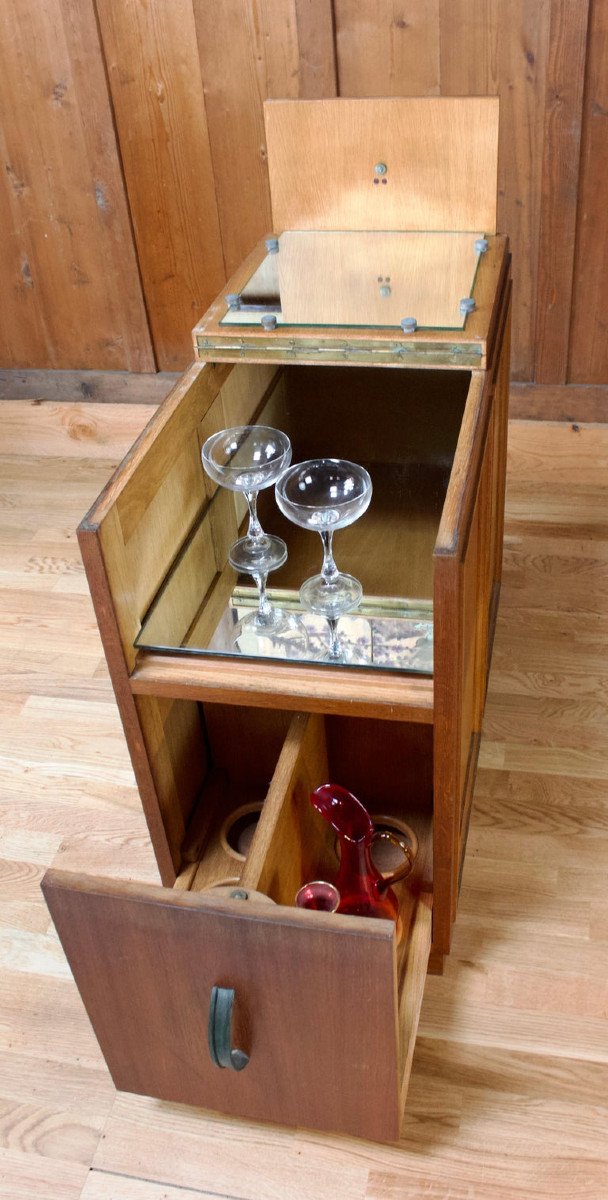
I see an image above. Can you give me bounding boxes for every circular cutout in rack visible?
[333,813,418,875]
[371,814,418,876]
[220,802,264,861]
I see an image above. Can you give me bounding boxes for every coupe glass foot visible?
[228,534,287,575]
[299,572,362,620]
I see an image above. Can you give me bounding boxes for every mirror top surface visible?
[219,229,485,331]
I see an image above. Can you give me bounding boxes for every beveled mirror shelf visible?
[220,229,485,331]
[134,362,469,674]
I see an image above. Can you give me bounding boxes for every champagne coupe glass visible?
[275,458,372,662]
[202,426,301,649]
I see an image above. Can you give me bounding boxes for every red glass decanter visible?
[310,784,414,926]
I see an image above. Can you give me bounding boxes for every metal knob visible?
[374,162,388,176]
[475,237,489,254]
[265,236,279,254]
[225,293,241,310]
[400,317,417,333]
[208,986,249,1072]
[261,314,277,331]
[459,297,476,315]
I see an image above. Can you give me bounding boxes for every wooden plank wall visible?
[1,0,607,390]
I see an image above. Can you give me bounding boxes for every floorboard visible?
[0,405,606,1198]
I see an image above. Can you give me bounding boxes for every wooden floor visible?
[0,400,607,1199]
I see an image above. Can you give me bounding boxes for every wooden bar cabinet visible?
[42,98,511,1143]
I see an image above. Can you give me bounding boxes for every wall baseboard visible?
[509,383,608,422]
[0,368,180,404]
[1,371,607,424]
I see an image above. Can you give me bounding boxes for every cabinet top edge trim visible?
[192,236,509,367]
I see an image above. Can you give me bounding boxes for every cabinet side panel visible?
[94,0,226,370]
[433,280,510,953]
[491,302,511,590]
[435,440,490,944]
[78,525,179,883]
[77,364,282,877]
[432,550,462,954]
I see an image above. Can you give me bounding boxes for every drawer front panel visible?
[42,870,401,1141]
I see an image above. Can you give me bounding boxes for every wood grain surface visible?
[2,5,608,385]
[266,97,499,234]
[1,403,607,1192]
[535,0,590,384]
[335,0,441,98]
[0,0,154,372]
[42,868,401,1141]
[94,0,226,371]
[509,383,608,422]
[0,370,180,405]
[568,0,608,384]
[193,0,337,276]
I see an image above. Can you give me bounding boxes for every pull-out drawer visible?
[42,713,432,1142]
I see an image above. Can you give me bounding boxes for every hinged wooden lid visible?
[265,97,499,234]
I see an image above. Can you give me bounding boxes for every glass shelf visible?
[135,365,471,674]
[220,230,484,331]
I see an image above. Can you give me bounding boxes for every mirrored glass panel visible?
[135,365,471,673]
[220,230,484,330]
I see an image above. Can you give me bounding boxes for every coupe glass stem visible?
[245,490,264,545]
[327,617,341,659]
[252,570,273,626]
[320,530,339,584]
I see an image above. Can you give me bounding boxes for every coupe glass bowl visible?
[275,458,372,619]
[202,425,291,574]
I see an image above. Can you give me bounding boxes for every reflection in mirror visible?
[221,230,484,331]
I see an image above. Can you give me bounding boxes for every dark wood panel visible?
[568,0,608,384]
[433,295,510,954]
[2,5,607,384]
[0,369,178,403]
[510,383,608,422]
[494,2,548,384]
[193,0,337,277]
[76,364,232,880]
[535,0,590,384]
[439,0,550,383]
[0,0,154,371]
[94,0,226,372]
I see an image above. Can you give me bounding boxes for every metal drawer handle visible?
[208,986,249,1071]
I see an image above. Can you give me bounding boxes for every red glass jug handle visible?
[372,830,415,886]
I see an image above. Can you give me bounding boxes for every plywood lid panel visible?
[265,97,499,234]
